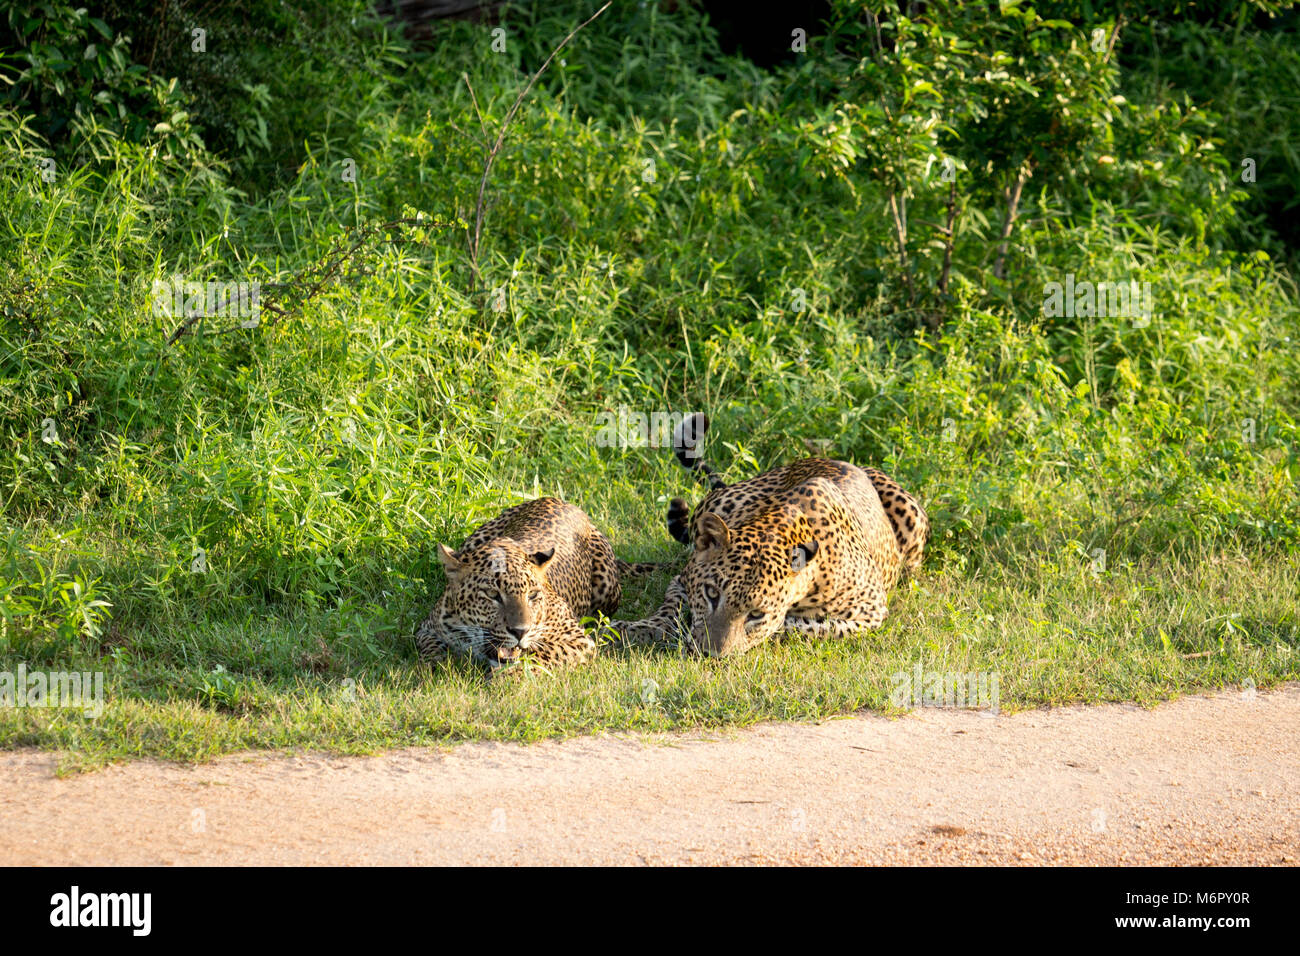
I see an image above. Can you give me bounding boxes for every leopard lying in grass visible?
[612,414,928,656]
[416,497,655,675]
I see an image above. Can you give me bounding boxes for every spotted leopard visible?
[613,414,928,656]
[416,497,656,674]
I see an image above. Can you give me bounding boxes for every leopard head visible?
[436,538,558,661]
[679,505,820,657]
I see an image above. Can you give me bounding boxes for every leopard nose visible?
[507,625,529,640]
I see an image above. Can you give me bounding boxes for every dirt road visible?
[2,684,1297,865]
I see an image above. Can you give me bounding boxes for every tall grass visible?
[0,0,1296,764]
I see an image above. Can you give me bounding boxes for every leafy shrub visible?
[0,0,1295,695]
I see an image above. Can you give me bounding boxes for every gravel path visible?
[2,684,1297,865]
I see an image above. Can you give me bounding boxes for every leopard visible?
[415,497,656,674]
[611,413,929,657]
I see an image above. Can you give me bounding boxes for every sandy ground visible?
[2,684,1297,866]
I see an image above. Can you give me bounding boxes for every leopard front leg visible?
[782,599,888,639]
[781,572,891,641]
[415,606,461,663]
[780,617,882,639]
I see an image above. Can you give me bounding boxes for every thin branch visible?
[1103,14,1125,65]
[462,72,489,141]
[468,1,612,282]
[886,190,913,303]
[938,180,959,296]
[992,160,1034,280]
[864,7,884,60]
[157,217,456,357]
[163,312,203,347]
[146,0,167,72]
[446,119,487,151]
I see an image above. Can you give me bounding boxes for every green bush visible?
[0,0,1296,758]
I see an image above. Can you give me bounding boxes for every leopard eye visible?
[493,591,505,605]
[746,610,765,624]
[703,584,720,601]
[528,590,542,602]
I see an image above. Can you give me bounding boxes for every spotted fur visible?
[613,415,929,656]
[416,497,655,674]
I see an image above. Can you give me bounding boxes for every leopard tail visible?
[667,412,725,544]
[615,559,662,577]
[864,467,930,572]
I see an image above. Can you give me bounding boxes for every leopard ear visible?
[790,539,819,571]
[696,512,731,561]
[529,547,555,567]
[436,543,462,579]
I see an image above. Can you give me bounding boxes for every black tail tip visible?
[666,497,691,544]
[672,412,709,469]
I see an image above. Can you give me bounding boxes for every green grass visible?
[3,545,1296,773]
[1,1,1298,769]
